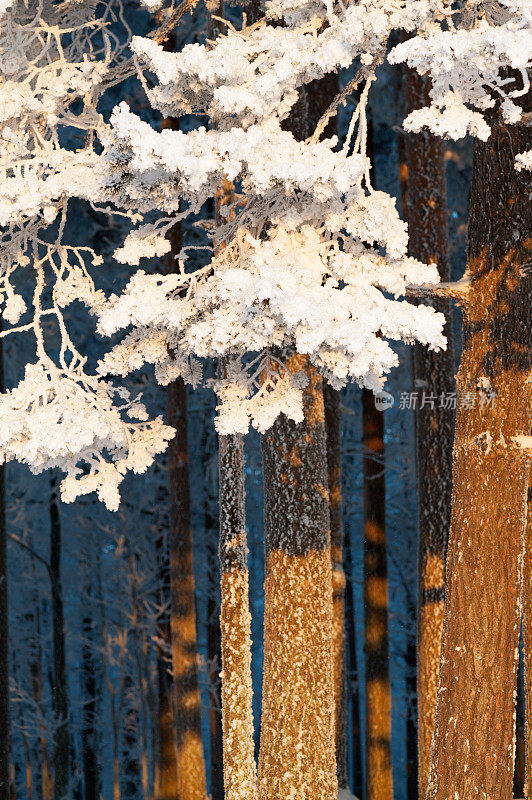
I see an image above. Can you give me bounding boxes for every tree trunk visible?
[156,522,178,800]
[218,427,258,800]
[401,68,456,799]
[50,475,69,800]
[362,387,393,800]
[259,352,337,800]
[81,537,101,800]
[308,70,349,790]
[202,411,224,800]
[160,32,207,793]
[324,384,348,788]
[0,322,8,800]
[167,375,207,800]
[427,109,532,800]
[344,518,363,798]
[121,672,141,799]
[524,470,532,798]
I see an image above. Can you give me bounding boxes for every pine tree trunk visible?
[167,374,207,800]
[81,536,101,800]
[259,353,337,800]
[402,68,455,799]
[218,428,258,800]
[50,475,69,800]
[202,413,223,800]
[308,69,349,789]
[362,387,393,800]
[427,109,532,800]
[324,384,348,788]
[344,519,363,798]
[81,612,99,800]
[524,471,532,799]
[156,520,178,800]
[122,672,141,799]
[0,322,8,800]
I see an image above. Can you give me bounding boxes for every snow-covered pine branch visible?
[95,0,448,439]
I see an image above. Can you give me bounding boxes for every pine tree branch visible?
[98,0,200,92]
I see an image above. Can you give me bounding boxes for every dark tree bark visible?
[50,475,69,800]
[525,471,532,799]
[308,72,349,790]
[427,108,532,800]
[218,427,258,800]
[81,601,100,800]
[121,672,141,799]
[400,68,456,799]
[155,499,178,800]
[362,388,393,800]
[166,333,207,800]
[0,324,8,800]
[259,352,336,800]
[324,385,348,788]
[344,519,363,798]
[202,413,224,800]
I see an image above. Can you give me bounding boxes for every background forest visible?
[0,2,530,800]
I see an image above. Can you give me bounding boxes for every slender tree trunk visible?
[324,385,348,788]
[308,71,349,790]
[344,518,363,798]
[159,31,207,795]
[524,470,532,798]
[156,525,178,800]
[122,672,141,799]
[427,108,532,800]
[28,563,51,800]
[202,411,224,800]
[400,68,455,799]
[50,475,69,800]
[167,375,207,800]
[218,426,258,800]
[81,537,101,800]
[0,318,8,800]
[362,387,393,800]
[259,352,337,800]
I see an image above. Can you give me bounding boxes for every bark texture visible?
[259,353,337,800]
[362,388,393,800]
[167,347,207,800]
[324,384,348,787]
[0,320,8,800]
[525,471,532,798]
[50,475,69,800]
[218,430,258,800]
[402,68,455,799]
[427,110,532,800]
[344,519,363,798]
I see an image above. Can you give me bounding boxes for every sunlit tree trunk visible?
[427,107,532,800]
[362,388,393,800]
[525,470,532,798]
[158,22,207,794]
[324,384,348,788]
[259,352,337,800]
[202,405,224,800]
[308,71,349,790]
[218,426,258,800]
[167,331,208,800]
[400,68,456,799]
[50,475,69,800]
